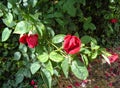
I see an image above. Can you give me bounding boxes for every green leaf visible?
[45,61,53,75]
[83,21,96,31]
[14,52,21,60]
[83,22,90,31]
[38,52,48,63]
[52,34,65,44]
[47,27,55,37]
[2,27,12,42]
[29,0,38,7]
[80,48,91,56]
[0,9,3,17]
[30,62,41,74]
[19,44,27,53]
[89,23,96,30]
[61,58,69,78]
[81,35,91,44]
[14,21,32,34]
[71,60,88,80]
[36,23,46,37]
[81,55,89,66]
[91,51,98,59]
[8,0,18,6]
[91,42,100,50]
[15,74,24,85]
[16,68,31,78]
[49,51,64,62]
[23,68,31,78]
[63,0,76,16]
[41,68,52,88]
[55,19,65,26]
[2,13,15,27]
[7,2,12,9]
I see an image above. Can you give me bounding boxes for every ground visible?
[57,47,120,88]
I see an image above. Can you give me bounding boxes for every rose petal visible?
[19,34,28,44]
[26,34,38,48]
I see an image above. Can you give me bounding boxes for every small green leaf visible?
[23,68,31,78]
[47,27,55,37]
[61,58,69,78]
[49,51,64,62]
[71,60,88,80]
[83,22,96,31]
[45,61,53,75]
[80,48,91,56]
[91,51,98,59]
[14,52,21,60]
[14,21,32,34]
[38,52,48,62]
[81,35,91,44]
[29,0,38,7]
[2,13,15,27]
[2,27,12,42]
[19,44,27,53]
[15,74,24,85]
[82,55,89,66]
[91,42,100,50]
[36,23,46,37]
[55,19,65,26]
[89,23,96,30]
[52,34,65,43]
[7,2,12,9]
[83,22,90,31]
[63,0,76,16]
[30,62,41,74]
[0,9,3,17]
[41,68,52,88]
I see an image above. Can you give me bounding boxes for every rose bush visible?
[0,0,120,88]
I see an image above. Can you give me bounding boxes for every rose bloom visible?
[30,80,36,86]
[63,35,81,54]
[26,34,38,48]
[19,34,28,44]
[110,18,118,24]
[108,53,118,63]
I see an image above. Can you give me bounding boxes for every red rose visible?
[19,34,28,44]
[108,53,118,63]
[26,34,38,48]
[30,80,36,86]
[110,18,118,24]
[63,35,81,54]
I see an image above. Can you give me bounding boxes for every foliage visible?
[0,0,120,88]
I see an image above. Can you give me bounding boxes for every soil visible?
[57,47,120,88]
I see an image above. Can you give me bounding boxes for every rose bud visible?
[109,18,118,24]
[30,80,36,86]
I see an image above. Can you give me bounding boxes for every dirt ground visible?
[57,47,120,88]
